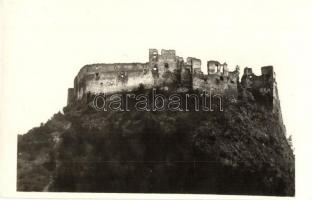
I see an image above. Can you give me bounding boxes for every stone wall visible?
[74,63,153,99]
[148,49,180,86]
[241,66,278,110]
[192,68,239,98]
[186,57,201,74]
[207,60,228,75]
[191,60,239,98]
[67,49,277,110]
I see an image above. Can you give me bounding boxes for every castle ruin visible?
[67,49,279,111]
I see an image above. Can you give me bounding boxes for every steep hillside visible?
[17,89,294,196]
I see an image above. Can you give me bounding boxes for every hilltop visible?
[17,88,294,195]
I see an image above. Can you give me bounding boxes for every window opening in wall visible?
[95,73,100,80]
[152,52,157,61]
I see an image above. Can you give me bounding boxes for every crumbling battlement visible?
[67,49,278,111]
[241,66,280,113]
[241,66,276,97]
[192,61,240,99]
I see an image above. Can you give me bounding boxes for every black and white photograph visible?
[0,0,311,199]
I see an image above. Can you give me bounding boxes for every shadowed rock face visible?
[17,88,294,196]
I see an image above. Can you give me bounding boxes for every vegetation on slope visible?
[17,88,294,195]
